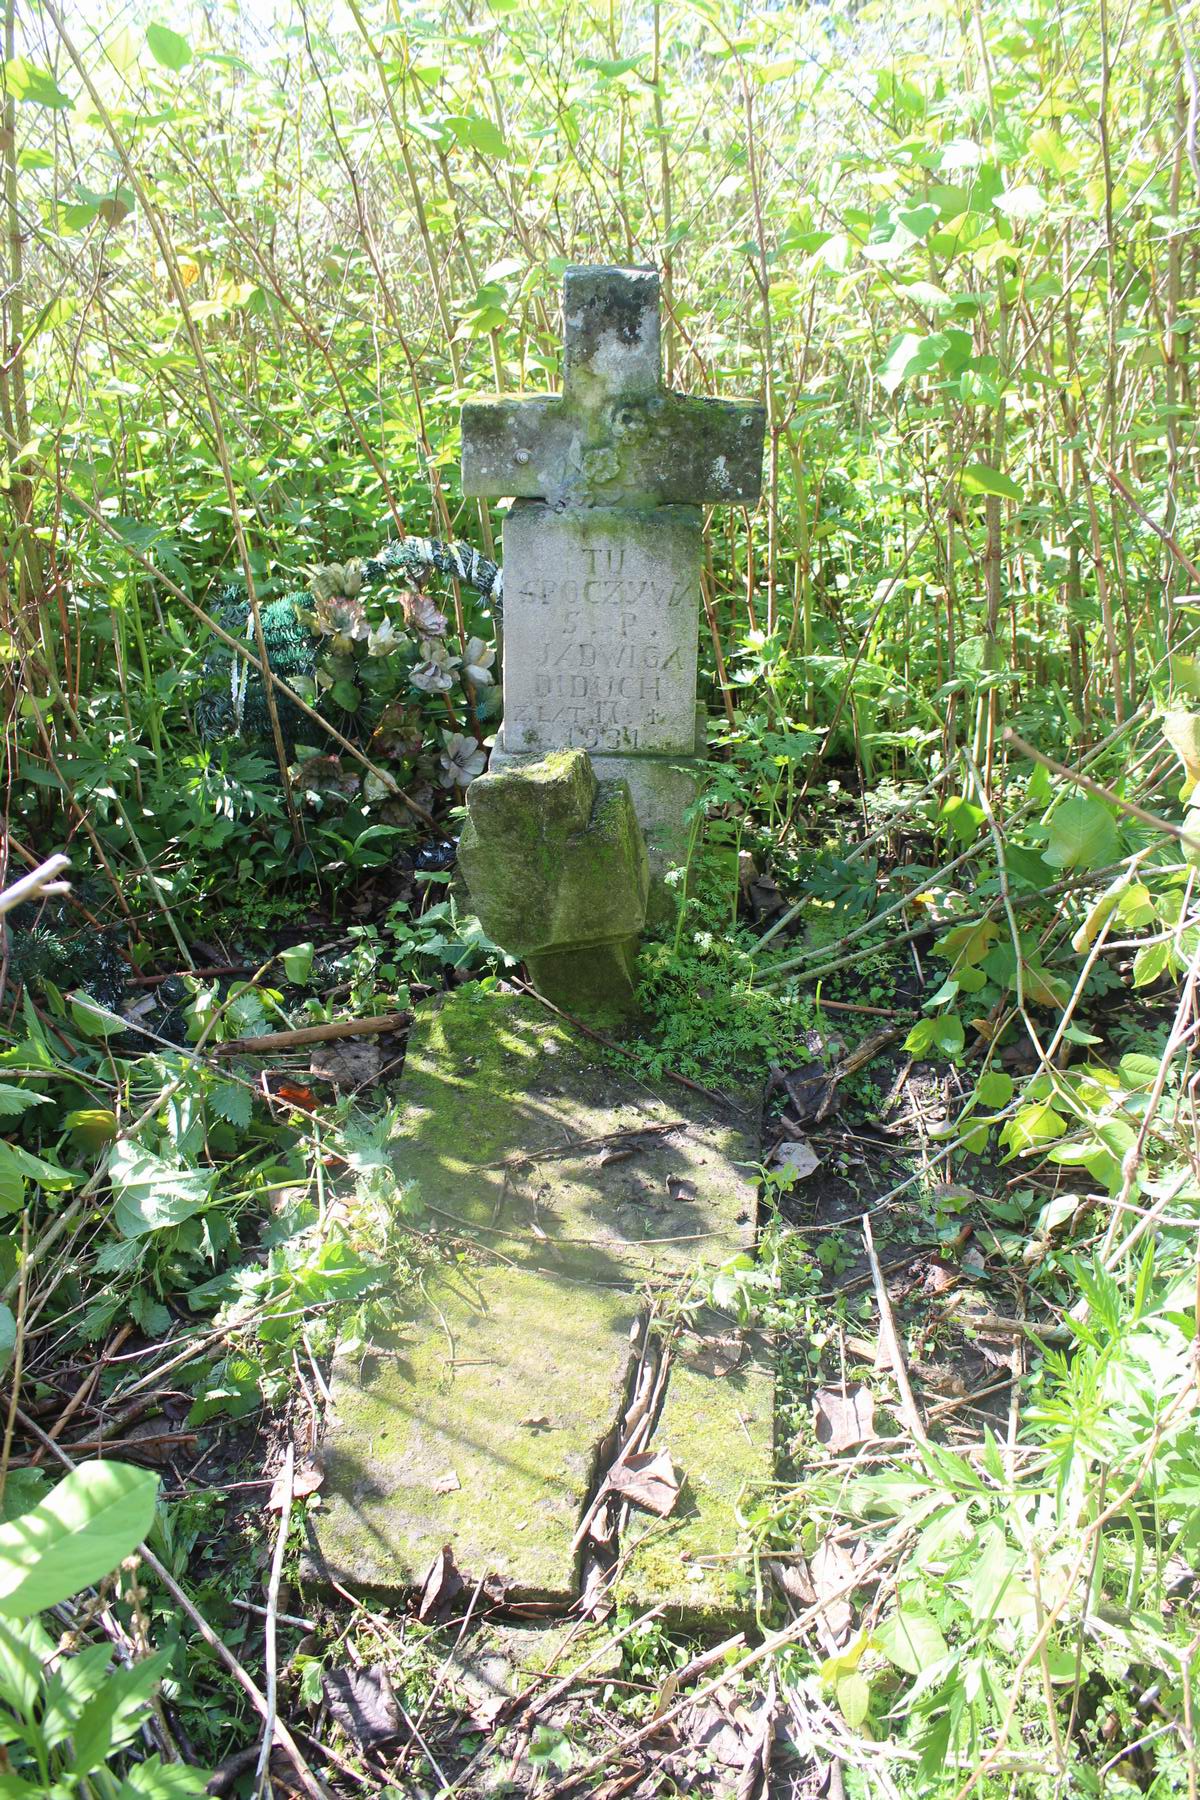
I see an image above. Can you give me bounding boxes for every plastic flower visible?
[438,730,486,788]
[462,636,496,685]
[410,639,461,694]
[367,618,402,657]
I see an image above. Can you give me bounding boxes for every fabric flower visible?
[410,639,461,694]
[462,636,496,685]
[367,618,402,657]
[438,730,486,788]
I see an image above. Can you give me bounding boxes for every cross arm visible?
[461,392,765,507]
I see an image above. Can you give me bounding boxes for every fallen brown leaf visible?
[268,1453,324,1512]
[418,1544,465,1622]
[433,1469,461,1494]
[770,1138,821,1183]
[321,1664,403,1748]
[809,1537,856,1649]
[608,1448,681,1517]
[812,1385,875,1453]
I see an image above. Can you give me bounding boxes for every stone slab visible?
[498,502,700,761]
[316,1266,637,1601]
[616,1319,775,1629]
[313,990,771,1619]
[381,988,757,1285]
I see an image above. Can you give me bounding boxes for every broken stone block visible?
[459,748,648,1024]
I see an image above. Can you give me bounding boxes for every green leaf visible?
[3,57,72,108]
[961,462,1024,502]
[1043,796,1120,871]
[146,24,193,71]
[116,1758,210,1799]
[836,1668,870,1728]
[0,1085,49,1119]
[209,1082,252,1130]
[0,1305,14,1382]
[446,113,507,158]
[1133,938,1174,988]
[874,1606,948,1676]
[975,1069,1014,1109]
[0,1462,158,1618]
[0,1139,75,1195]
[282,941,314,984]
[108,1142,215,1238]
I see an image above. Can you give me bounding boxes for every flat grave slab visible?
[314,990,774,1621]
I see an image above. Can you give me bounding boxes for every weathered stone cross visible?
[462,266,765,888]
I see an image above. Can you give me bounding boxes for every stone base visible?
[312,990,773,1623]
[491,736,702,912]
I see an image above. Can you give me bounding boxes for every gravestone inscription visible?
[462,265,765,885]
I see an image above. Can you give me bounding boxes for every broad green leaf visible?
[1001,1101,1067,1154]
[1029,127,1078,176]
[1133,938,1174,987]
[108,1142,215,1238]
[0,1462,158,1617]
[146,24,193,70]
[65,1108,119,1149]
[447,113,507,157]
[975,1069,1014,1109]
[116,1757,210,1798]
[1043,796,1120,870]
[282,942,314,984]
[874,1606,948,1676]
[961,462,1024,503]
[0,1139,75,1195]
[3,57,71,107]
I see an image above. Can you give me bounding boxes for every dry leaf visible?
[771,1138,821,1183]
[608,1448,681,1517]
[768,1558,816,1609]
[520,1414,551,1430]
[598,1144,636,1166]
[433,1469,461,1494]
[920,1257,960,1296]
[321,1664,403,1748]
[809,1537,856,1648]
[417,1544,464,1622]
[812,1385,876,1453]
[667,1175,698,1203]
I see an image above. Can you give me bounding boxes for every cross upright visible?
[462,265,764,508]
[461,266,765,900]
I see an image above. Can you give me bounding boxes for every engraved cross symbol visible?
[462,265,765,510]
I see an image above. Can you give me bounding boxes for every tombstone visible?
[310,269,774,1634]
[462,265,765,897]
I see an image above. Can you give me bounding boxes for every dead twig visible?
[215,1012,411,1055]
[254,1443,294,1797]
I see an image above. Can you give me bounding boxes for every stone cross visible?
[462,266,765,889]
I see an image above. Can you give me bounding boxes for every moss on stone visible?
[616,1328,775,1629]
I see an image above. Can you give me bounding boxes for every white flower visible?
[462,636,496,686]
[367,618,402,657]
[410,639,461,694]
[438,730,486,788]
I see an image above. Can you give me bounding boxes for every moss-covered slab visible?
[313,989,771,1619]
[616,1323,775,1629]
[391,989,758,1286]
[317,1266,638,1602]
